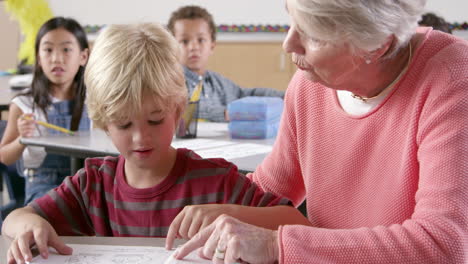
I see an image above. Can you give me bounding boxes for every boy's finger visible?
[48,234,73,256]
[200,218,211,232]
[178,215,192,239]
[166,212,184,250]
[174,223,215,259]
[9,242,25,264]
[12,243,25,263]
[17,236,33,262]
[34,231,50,259]
[187,217,203,239]
[7,250,15,264]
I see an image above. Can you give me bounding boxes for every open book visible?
[28,244,210,264]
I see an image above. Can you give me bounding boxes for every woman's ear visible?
[365,35,395,63]
[370,35,395,61]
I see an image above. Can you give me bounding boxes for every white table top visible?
[20,122,276,172]
[0,235,186,262]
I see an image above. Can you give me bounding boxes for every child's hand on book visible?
[6,209,72,264]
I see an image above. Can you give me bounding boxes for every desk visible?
[0,235,186,262]
[20,122,275,173]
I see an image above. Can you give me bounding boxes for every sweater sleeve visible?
[248,71,306,207]
[30,167,95,236]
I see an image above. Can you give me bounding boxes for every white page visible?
[197,122,228,137]
[28,244,210,264]
[196,143,273,160]
[171,138,234,150]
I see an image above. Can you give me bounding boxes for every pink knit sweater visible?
[250,28,467,263]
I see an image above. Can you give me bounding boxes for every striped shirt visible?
[184,67,285,122]
[31,148,290,237]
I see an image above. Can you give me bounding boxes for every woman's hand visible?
[173,214,279,264]
[166,204,237,250]
[17,114,36,138]
[6,214,72,264]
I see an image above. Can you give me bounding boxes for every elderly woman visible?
[169,0,467,263]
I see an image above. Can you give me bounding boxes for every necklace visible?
[351,42,413,102]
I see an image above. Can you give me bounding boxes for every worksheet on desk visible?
[28,244,210,264]
[196,143,273,159]
[171,138,234,150]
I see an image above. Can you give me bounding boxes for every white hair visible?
[289,0,426,58]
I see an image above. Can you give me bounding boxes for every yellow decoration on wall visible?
[5,0,53,65]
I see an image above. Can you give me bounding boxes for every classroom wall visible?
[0,4,21,71]
[47,0,287,26]
[1,0,467,71]
[47,0,467,26]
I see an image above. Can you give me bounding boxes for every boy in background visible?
[168,5,285,122]
[2,23,310,264]
[418,12,452,34]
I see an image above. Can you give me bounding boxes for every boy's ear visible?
[210,41,216,52]
[174,107,182,127]
[102,124,109,134]
[80,48,89,66]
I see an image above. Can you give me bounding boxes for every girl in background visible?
[0,17,90,204]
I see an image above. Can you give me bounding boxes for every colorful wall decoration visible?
[450,22,468,31]
[84,24,291,34]
[84,22,468,34]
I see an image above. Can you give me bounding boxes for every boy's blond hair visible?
[85,23,187,129]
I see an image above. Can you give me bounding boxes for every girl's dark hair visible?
[26,16,89,131]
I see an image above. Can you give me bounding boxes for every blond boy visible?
[2,23,305,264]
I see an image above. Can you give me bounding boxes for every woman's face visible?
[283,8,364,88]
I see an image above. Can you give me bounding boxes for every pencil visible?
[183,81,203,128]
[35,120,75,135]
[189,80,203,102]
[22,115,75,135]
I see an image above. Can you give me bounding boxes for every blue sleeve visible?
[241,87,285,98]
[200,71,284,122]
[197,72,243,122]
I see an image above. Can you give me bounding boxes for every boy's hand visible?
[7,217,72,264]
[166,204,236,250]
